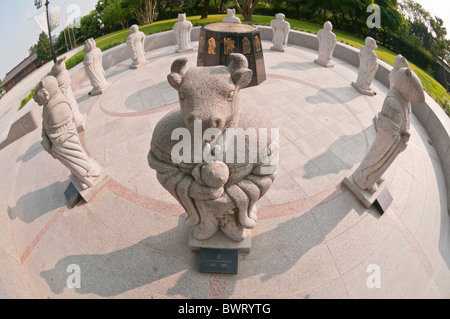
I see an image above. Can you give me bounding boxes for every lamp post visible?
[35,0,57,63]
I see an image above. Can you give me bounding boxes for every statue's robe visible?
[355,46,378,91]
[126,31,146,66]
[42,93,100,187]
[353,88,410,190]
[84,48,108,91]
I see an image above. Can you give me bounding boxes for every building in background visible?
[435,56,450,93]
[0,53,44,93]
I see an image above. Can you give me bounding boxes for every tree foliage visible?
[36,31,52,62]
[80,11,103,39]
[123,0,158,25]
[102,0,133,31]
[233,0,260,21]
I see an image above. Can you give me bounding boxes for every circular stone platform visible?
[0,38,449,299]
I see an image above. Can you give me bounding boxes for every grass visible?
[62,14,449,116]
[18,89,35,111]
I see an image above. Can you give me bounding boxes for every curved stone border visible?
[6,24,449,214]
[70,27,450,215]
[0,100,42,150]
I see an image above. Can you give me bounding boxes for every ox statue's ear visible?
[232,68,252,89]
[228,53,252,89]
[56,56,66,65]
[168,57,189,90]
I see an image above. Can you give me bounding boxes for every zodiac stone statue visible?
[148,54,278,242]
[270,13,290,52]
[173,13,193,53]
[126,24,147,69]
[83,38,111,95]
[352,37,379,96]
[348,56,425,195]
[51,56,86,132]
[314,21,337,68]
[34,76,102,191]
[222,9,241,23]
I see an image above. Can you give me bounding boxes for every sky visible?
[0,0,98,81]
[1,0,450,81]
[413,0,450,31]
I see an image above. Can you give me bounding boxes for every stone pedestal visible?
[343,174,387,209]
[197,22,266,87]
[188,228,251,253]
[69,172,111,203]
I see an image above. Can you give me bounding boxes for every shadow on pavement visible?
[40,189,369,298]
[16,141,43,163]
[7,180,69,223]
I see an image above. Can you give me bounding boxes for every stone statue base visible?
[69,171,111,203]
[176,47,194,54]
[89,82,112,96]
[270,45,286,52]
[76,114,88,133]
[352,82,376,96]
[342,174,387,209]
[314,59,334,68]
[130,60,150,69]
[188,228,251,253]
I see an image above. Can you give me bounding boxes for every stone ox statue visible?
[148,54,278,242]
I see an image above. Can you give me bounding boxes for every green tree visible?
[201,0,210,19]
[36,31,52,62]
[29,44,37,55]
[233,0,260,21]
[374,0,405,33]
[123,0,158,25]
[102,0,133,30]
[80,11,102,39]
[398,0,433,50]
[430,17,450,91]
